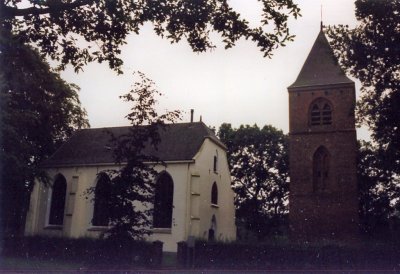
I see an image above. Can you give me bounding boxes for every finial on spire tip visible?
[320,4,323,31]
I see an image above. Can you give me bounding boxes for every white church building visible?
[24,122,237,252]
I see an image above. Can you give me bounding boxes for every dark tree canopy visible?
[328,0,400,234]
[86,72,181,240]
[0,32,89,236]
[218,123,288,239]
[357,141,400,233]
[0,0,300,73]
[327,0,400,174]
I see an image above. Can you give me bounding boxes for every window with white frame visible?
[153,172,174,228]
[48,174,67,225]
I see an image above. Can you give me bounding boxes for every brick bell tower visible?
[288,25,359,241]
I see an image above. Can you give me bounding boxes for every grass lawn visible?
[2,234,399,271]
[162,252,177,268]
[0,252,177,271]
[0,255,86,271]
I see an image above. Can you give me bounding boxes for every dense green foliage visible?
[328,0,400,233]
[218,123,288,239]
[0,0,300,73]
[0,32,89,236]
[357,141,400,233]
[86,72,181,240]
[328,0,400,175]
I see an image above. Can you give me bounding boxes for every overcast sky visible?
[60,0,369,139]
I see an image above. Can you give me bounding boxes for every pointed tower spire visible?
[288,28,353,89]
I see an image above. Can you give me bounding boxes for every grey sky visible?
[60,0,369,139]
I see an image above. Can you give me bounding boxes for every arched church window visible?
[310,99,332,126]
[153,172,174,228]
[313,146,330,192]
[211,182,218,205]
[92,173,111,226]
[48,174,67,225]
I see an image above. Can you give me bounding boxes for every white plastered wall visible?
[25,138,237,252]
[187,138,237,242]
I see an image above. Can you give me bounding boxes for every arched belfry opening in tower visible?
[287,27,359,242]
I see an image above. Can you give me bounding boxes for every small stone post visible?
[177,241,188,267]
[152,240,163,267]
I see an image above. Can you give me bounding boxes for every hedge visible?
[2,236,154,267]
[192,240,400,269]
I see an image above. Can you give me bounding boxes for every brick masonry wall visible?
[288,83,359,241]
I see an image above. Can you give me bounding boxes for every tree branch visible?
[2,0,95,18]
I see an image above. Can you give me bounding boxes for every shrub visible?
[2,236,154,267]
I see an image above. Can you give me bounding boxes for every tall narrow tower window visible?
[313,146,330,192]
[310,98,332,126]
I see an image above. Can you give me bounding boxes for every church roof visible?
[41,122,224,167]
[288,29,353,89]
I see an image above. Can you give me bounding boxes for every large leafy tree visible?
[328,0,400,235]
[0,0,300,73]
[327,0,400,175]
[218,123,288,239]
[357,141,400,234]
[0,32,89,236]
[87,72,181,240]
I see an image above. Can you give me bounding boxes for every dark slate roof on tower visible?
[41,122,224,167]
[288,29,353,89]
